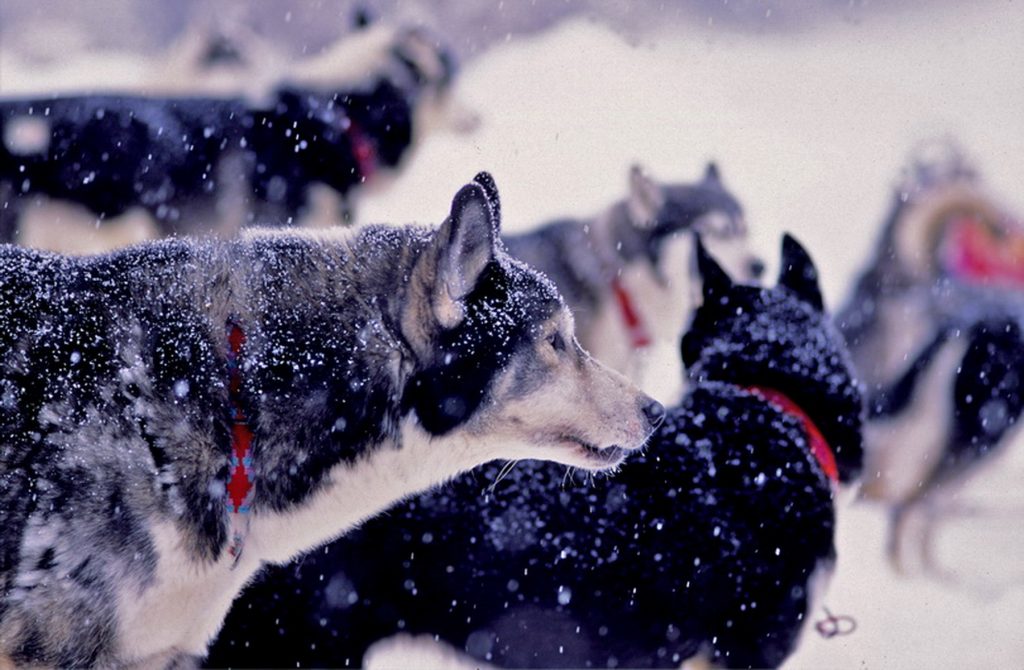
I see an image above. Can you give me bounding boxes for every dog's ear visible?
[679,329,703,370]
[351,6,375,29]
[473,171,501,223]
[628,164,662,229]
[704,161,721,185]
[695,235,733,304]
[432,181,499,328]
[778,233,824,311]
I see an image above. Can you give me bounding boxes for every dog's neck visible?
[225,228,512,565]
[246,417,489,564]
[236,228,424,511]
[745,386,838,482]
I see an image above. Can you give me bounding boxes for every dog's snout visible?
[641,399,666,429]
[749,258,766,279]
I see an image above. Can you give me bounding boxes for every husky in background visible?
[0,175,661,668]
[207,235,863,670]
[0,8,473,134]
[0,13,475,251]
[836,143,1024,571]
[504,163,761,389]
[0,82,412,247]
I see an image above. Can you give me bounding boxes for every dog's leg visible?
[0,183,19,243]
[918,499,960,583]
[886,502,911,574]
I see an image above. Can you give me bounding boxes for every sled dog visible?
[0,175,661,667]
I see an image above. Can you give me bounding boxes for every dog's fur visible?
[504,163,761,386]
[207,235,864,669]
[836,144,1024,570]
[0,176,659,668]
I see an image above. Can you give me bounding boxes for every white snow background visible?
[3,1,1024,667]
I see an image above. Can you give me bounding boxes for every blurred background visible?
[2,1,1022,667]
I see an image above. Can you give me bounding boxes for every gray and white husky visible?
[0,175,661,668]
[503,163,761,391]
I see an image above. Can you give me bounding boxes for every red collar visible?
[746,386,839,483]
[611,278,652,349]
[346,120,379,182]
[225,321,254,513]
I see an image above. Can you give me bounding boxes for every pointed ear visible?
[778,233,824,311]
[433,182,498,328]
[704,161,721,184]
[473,171,501,223]
[628,164,662,229]
[352,6,374,29]
[695,235,733,303]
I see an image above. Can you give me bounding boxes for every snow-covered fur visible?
[207,235,864,669]
[504,163,761,382]
[835,144,1024,570]
[0,176,660,668]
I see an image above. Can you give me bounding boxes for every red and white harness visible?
[225,320,254,567]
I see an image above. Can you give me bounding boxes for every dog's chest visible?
[116,523,262,663]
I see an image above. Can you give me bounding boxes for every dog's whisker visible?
[489,459,520,491]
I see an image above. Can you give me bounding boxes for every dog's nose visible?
[642,399,666,429]
[749,258,766,279]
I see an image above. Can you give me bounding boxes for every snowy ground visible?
[4,1,1024,667]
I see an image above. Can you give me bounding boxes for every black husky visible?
[207,235,864,669]
[0,82,413,242]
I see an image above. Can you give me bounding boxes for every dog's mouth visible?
[558,434,631,469]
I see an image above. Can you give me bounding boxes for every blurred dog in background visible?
[0,11,477,251]
[504,163,762,395]
[837,142,1024,572]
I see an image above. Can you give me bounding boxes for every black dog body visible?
[0,95,249,238]
[208,236,864,669]
[0,79,415,242]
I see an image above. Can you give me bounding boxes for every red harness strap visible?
[225,320,254,565]
[746,385,839,483]
[346,120,379,183]
[611,278,653,349]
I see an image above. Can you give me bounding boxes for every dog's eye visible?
[696,215,732,239]
[547,332,566,353]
